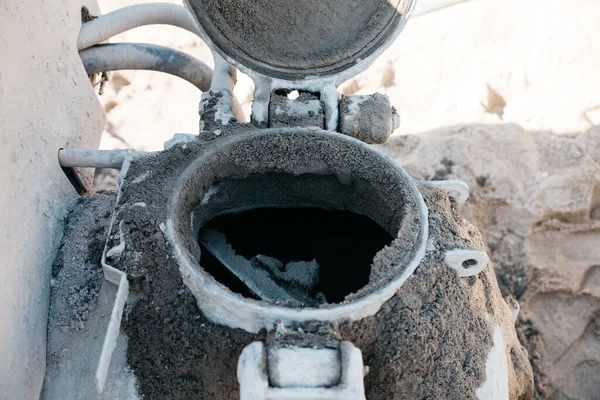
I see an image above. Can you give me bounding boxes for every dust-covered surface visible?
[123,289,262,399]
[45,173,533,399]
[381,125,600,399]
[267,321,342,350]
[87,125,596,398]
[99,141,260,399]
[44,193,140,399]
[189,0,404,75]
[48,194,115,333]
[93,137,532,398]
[90,0,600,396]
[339,93,395,144]
[165,130,425,308]
[341,186,533,400]
[95,0,600,152]
[269,91,325,129]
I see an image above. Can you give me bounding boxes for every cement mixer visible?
[4,1,534,399]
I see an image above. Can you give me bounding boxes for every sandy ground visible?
[383,124,600,399]
[91,0,600,398]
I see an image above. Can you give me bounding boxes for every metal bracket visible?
[238,341,366,400]
[445,248,489,277]
[95,264,129,393]
[94,160,132,393]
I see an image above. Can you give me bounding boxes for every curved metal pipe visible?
[80,43,246,122]
[80,43,213,91]
[78,3,198,51]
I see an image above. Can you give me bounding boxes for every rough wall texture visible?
[0,0,104,397]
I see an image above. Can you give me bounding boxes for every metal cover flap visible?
[184,0,416,82]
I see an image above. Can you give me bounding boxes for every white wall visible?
[0,0,104,397]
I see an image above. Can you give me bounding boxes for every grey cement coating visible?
[277,260,320,292]
[339,93,398,144]
[43,194,139,399]
[199,90,238,132]
[341,187,533,399]
[185,0,415,80]
[269,91,325,129]
[48,195,113,334]
[267,321,342,351]
[198,229,323,306]
[168,129,427,332]
[46,128,533,399]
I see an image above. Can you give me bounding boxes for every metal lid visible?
[184,0,416,82]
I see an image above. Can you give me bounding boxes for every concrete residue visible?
[48,194,115,332]
[253,256,321,300]
[199,89,240,134]
[47,128,532,399]
[166,129,429,332]
[339,93,396,144]
[268,321,342,350]
[188,0,409,78]
[198,229,323,306]
[44,193,139,399]
[105,220,126,258]
[101,137,530,397]
[340,186,533,400]
[274,260,320,292]
[164,133,197,150]
[269,91,325,129]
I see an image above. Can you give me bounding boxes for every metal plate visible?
[184,0,416,81]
